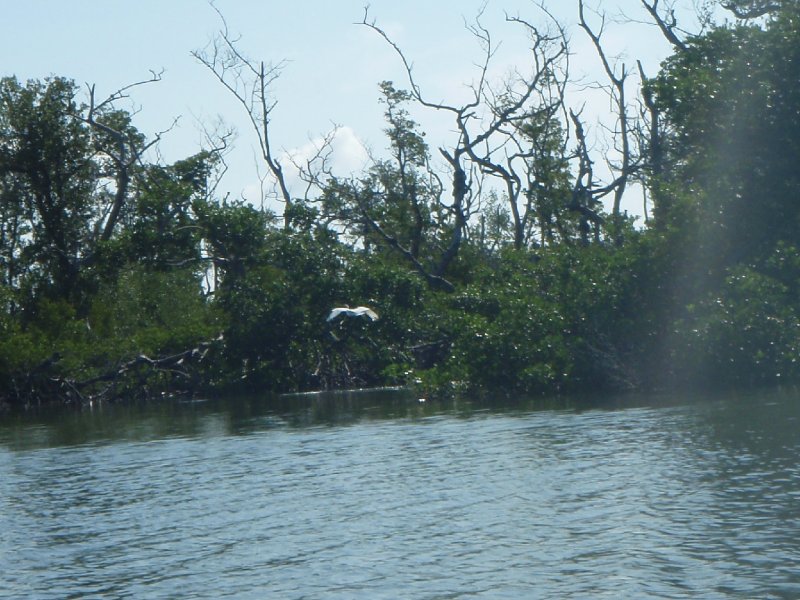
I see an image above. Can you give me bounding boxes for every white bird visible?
[326,306,379,322]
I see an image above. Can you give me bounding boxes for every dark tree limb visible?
[569,108,604,244]
[359,4,571,258]
[70,334,225,404]
[636,60,662,223]
[81,71,172,243]
[193,3,294,228]
[348,181,456,292]
[578,0,639,244]
[640,0,688,51]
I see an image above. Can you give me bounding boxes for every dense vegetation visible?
[2,1,800,408]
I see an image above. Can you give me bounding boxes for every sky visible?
[2,1,704,218]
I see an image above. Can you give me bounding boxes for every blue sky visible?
[3,1,699,217]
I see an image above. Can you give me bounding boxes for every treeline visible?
[2,0,800,407]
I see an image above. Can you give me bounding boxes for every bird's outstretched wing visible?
[352,306,379,321]
[326,307,350,322]
[326,306,379,322]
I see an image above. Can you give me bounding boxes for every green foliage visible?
[195,198,273,283]
[4,7,800,408]
[721,0,793,18]
[653,7,800,268]
[665,262,800,387]
[517,111,578,247]
[0,76,96,301]
[88,266,216,356]
[117,155,212,269]
[320,82,442,273]
[438,283,570,394]
[213,263,300,388]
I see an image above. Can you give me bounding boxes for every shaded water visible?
[1,389,799,598]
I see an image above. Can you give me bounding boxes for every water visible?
[1,389,799,598]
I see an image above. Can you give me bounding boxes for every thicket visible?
[2,1,799,407]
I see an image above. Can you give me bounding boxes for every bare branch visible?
[193,4,293,228]
[578,0,634,240]
[81,74,169,242]
[194,114,236,200]
[358,7,464,114]
[569,108,605,244]
[90,69,164,114]
[287,126,341,202]
[640,0,688,50]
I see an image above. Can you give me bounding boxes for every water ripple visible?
[1,392,799,598]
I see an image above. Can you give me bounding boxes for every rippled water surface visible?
[1,389,799,598]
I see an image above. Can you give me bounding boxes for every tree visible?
[357,6,587,278]
[512,110,576,247]
[194,197,272,288]
[577,0,642,245]
[0,75,228,406]
[0,77,97,302]
[721,0,788,19]
[193,5,294,229]
[652,5,800,267]
[0,74,175,306]
[373,82,437,261]
[119,151,218,271]
[316,82,453,291]
[81,71,169,245]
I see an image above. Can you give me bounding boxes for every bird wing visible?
[327,307,349,322]
[327,306,378,322]
[353,306,379,321]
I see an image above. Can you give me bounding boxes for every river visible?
[1,388,799,598]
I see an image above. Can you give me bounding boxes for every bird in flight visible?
[326,306,379,322]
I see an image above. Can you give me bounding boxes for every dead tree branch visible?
[578,0,637,243]
[72,334,224,404]
[360,5,572,259]
[287,126,341,204]
[81,71,170,243]
[193,3,293,228]
[640,0,688,50]
[569,108,604,244]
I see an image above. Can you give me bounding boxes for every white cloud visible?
[291,126,369,176]
[281,125,370,187]
[239,126,370,213]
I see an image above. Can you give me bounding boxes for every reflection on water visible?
[1,388,799,598]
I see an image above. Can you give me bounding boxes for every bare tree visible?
[287,126,341,207]
[357,8,486,284]
[192,4,293,229]
[634,60,662,224]
[569,107,605,244]
[359,4,579,265]
[577,0,641,244]
[640,0,689,50]
[194,114,237,202]
[81,71,172,243]
[464,11,572,250]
